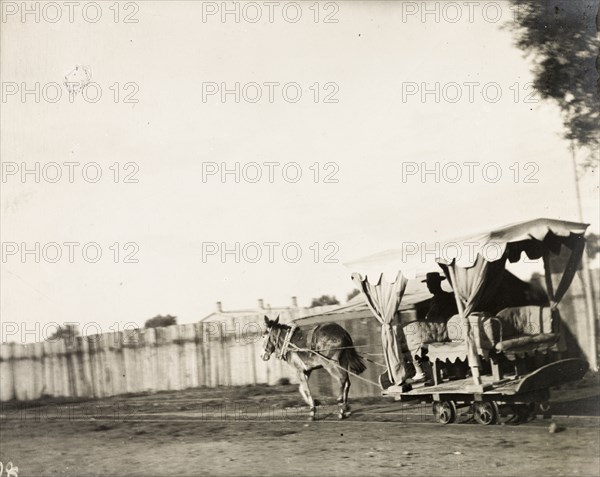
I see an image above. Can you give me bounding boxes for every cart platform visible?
[383,358,588,401]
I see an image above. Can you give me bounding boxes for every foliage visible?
[586,233,600,258]
[144,314,177,328]
[309,295,340,308]
[506,0,599,166]
[346,288,361,302]
[48,324,80,343]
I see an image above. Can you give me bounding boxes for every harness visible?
[272,323,343,359]
[267,323,323,360]
[265,324,299,361]
[306,324,322,351]
[276,324,298,360]
[265,323,383,388]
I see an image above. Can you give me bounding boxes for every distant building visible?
[199,297,340,331]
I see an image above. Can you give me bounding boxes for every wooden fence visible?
[0,322,300,402]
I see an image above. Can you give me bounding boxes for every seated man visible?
[411,272,459,382]
[423,272,458,322]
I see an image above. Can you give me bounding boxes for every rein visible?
[265,323,383,388]
[285,340,382,388]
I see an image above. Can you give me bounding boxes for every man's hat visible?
[421,272,446,283]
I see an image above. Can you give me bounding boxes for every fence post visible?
[0,343,15,401]
[32,342,44,399]
[143,327,158,393]
[194,323,207,387]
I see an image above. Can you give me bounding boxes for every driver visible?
[410,272,458,383]
[423,272,457,322]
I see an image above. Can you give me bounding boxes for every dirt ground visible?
[1,379,599,477]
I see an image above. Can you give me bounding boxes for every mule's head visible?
[261,315,280,361]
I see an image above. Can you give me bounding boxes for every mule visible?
[261,316,366,420]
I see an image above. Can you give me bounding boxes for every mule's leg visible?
[341,375,351,408]
[297,369,317,420]
[338,373,352,419]
[324,361,351,419]
[335,373,352,419]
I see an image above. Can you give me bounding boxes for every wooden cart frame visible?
[350,218,592,424]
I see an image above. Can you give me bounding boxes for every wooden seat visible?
[408,306,561,383]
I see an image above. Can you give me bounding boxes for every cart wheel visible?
[433,401,457,425]
[523,402,537,419]
[539,401,552,418]
[512,403,536,423]
[473,401,499,425]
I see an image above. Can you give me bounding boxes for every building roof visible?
[199,297,340,325]
[200,307,294,322]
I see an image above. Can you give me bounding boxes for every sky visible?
[1,1,598,342]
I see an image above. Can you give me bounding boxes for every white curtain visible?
[543,237,586,309]
[351,271,408,384]
[439,256,506,379]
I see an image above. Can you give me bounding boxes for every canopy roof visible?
[346,218,588,278]
[345,218,589,387]
[292,282,433,327]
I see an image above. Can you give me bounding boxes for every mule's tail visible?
[340,347,366,376]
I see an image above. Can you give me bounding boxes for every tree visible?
[346,289,361,302]
[586,233,600,258]
[144,314,177,328]
[506,0,599,167]
[48,324,80,343]
[309,295,340,308]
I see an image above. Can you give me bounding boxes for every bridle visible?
[262,326,282,361]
